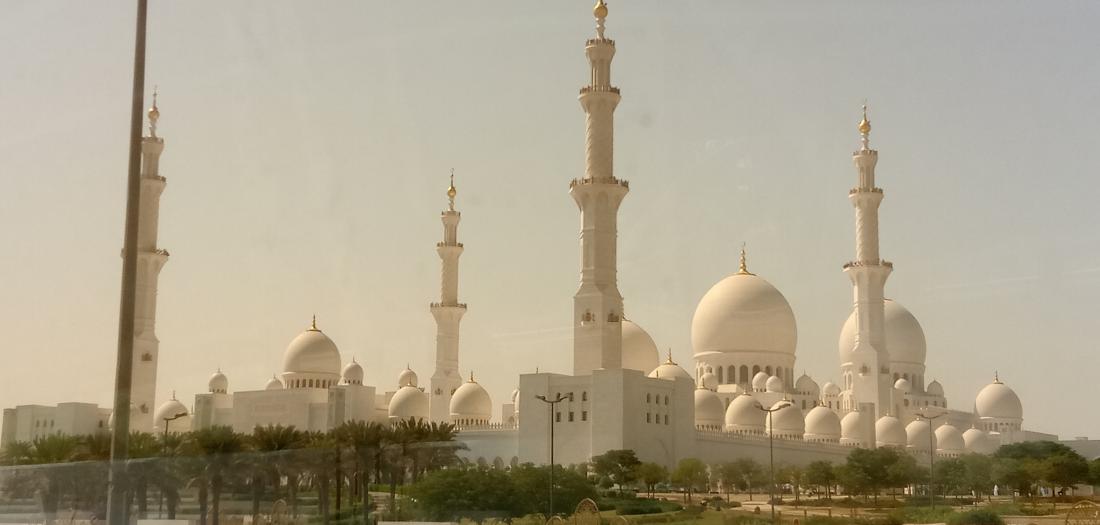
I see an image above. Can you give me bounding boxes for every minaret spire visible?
[129,89,171,431]
[571,0,628,375]
[842,103,893,419]
[430,169,467,422]
[737,243,754,275]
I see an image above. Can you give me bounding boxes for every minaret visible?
[570,0,629,375]
[842,105,893,418]
[429,171,467,422]
[130,90,170,431]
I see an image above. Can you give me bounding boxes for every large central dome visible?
[283,320,342,376]
[692,268,797,358]
[838,299,926,366]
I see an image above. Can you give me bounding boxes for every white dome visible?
[389,385,429,421]
[963,427,996,454]
[648,354,693,382]
[822,381,841,396]
[282,324,342,377]
[699,371,718,390]
[795,374,820,396]
[840,411,866,444]
[342,360,364,385]
[765,401,804,438]
[153,396,190,434]
[208,369,228,394]
[975,378,1022,421]
[926,379,944,397]
[510,388,520,404]
[724,394,765,432]
[694,387,725,428]
[935,423,965,454]
[397,366,418,388]
[875,415,907,447]
[622,319,661,372]
[765,375,784,393]
[691,269,797,358]
[804,406,841,441]
[838,299,926,367]
[449,377,492,422]
[265,376,284,390]
[894,378,912,394]
[751,371,769,391]
[906,419,936,450]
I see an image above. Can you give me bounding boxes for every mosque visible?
[1,2,1062,469]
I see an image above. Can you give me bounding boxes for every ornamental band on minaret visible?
[430,171,467,422]
[129,90,170,431]
[842,105,894,419]
[571,0,629,375]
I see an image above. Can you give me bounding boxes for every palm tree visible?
[189,426,247,525]
[248,424,305,521]
[27,434,81,525]
[301,431,339,525]
[128,431,162,519]
[153,432,189,519]
[332,420,386,523]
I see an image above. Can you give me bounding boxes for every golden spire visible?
[858,103,871,150]
[737,243,754,275]
[593,0,608,38]
[665,348,676,365]
[993,371,1001,384]
[468,370,476,383]
[447,169,457,210]
[148,86,160,137]
[308,314,319,332]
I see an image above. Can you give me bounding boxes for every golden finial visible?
[468,370,476,383]
[737,243,754,275]
[171,390,176,400]
[594,0,608,20]
[993,371,1001,384]
[148,86,160,137]
[858,103,871,135]
[665,348,676,365]
[447,169,457,209]
[309,314,319,331]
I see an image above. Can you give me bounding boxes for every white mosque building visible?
[2,2,1062,468]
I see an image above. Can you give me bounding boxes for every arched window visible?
[646,393,651,404]
[765,366,773,376]
[717,367,723,384]
[777,367,784,381]
[582,391,588,401]
[664,395,669,405]
[894,372,900,380]
[740,365,749,383]
[903,373,910,381]
[904,399,910,407]
[727,365,735,383]
[753,365,761,376]
[664,414,669,425]
[646,412,651,423]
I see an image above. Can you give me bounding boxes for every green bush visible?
[888,506,954,524]
[946,509,1004,525]
[617,502,666,515]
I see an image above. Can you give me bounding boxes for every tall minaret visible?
[570,0,628,375]
[130,90,170,431]
[429,172,467,422]
[842,106,893,418]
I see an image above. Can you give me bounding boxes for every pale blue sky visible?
[2,1,1099,438]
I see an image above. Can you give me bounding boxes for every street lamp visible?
[158,411,187,518]
[535,392,572,517]
[756,400,791,524]
[914,409,945,510]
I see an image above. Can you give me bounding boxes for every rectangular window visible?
[646,412,651,423]
[581,411,588,421]
[664,414,669,425]
[555,411,561,422]
[568,411,574,422]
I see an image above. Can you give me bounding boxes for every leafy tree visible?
[713,462,740,501]
[636,462,668,498]
[841,447,915,506]
[804,461,836,500]
[1089,458,1100,486]
[992,457,1039,499]
[933,458,967,499]
[591,449,641,496]
[727,458,765,500]
[777,464,805,502]
[511,463,597,516]
[670,458,709,502]
[1044,453,1090,494]
[993,440,1090,497]
[959,453,994,501]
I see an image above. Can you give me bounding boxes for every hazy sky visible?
[2,1,1099,439]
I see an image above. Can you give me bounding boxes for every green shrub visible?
[946,509,1004,525]
[617,502,665,515]
[888,506,954,524]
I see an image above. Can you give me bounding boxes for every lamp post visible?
[158,412,187,518]
[756,401,791,524]
[535,392,572,517]
[914,410,945,510]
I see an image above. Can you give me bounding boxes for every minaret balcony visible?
[843,260,893,270]
[579,85,620,95]
[436,242,464,248]
[430,302,467,309]
[585,37,615,46]
[570,176,629,189]
[848,187,883,195]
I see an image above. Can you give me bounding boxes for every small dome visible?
[282,321,342,377]
[795,374,820,396]
[153,396,190,434]
[622,319,660,373]
[449,375,492,422]
[963,427,996,454]
[906,419,936,450]
[935,423,965,454]
[648,353,693,382]
[804,406,841,441]
[765,401,804,438]
[699,371,718,390]
[840,411,866,445]
[975,377,1022,421]
[265,376,284,390]
[397,366,418,388]
[765,375,785,393]
[822,381,841,396]
[694,387,724,428]
[342,360,364,385]
[751,372,769,391]
[875,415,907,447]
[926,379,944,397]
[839,300,926,367]
[389,385,429,421]
[208,369,228,394]
[894,378,912,394]
[724,394,765,433]
[691,268,798,359]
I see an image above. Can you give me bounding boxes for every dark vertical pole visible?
[768,411,776,524]
[928,419,935,510]
[107,0,148,523]
[548,401,555,517]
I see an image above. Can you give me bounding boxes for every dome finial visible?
[593,0,608,38]
[993,371,1001,384]
[858,102,871,150]
[309,314,319,332]
[171,390,176,400]
[447,169,457,210]
[148,86,160,137]
[468,370,475,383]
[737,243,755,275]
[665,348,676,365]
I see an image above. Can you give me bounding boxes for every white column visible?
[570,4,627,375]
[129,98,169,432]
[430,177,466,422]
[842,108,893,419]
